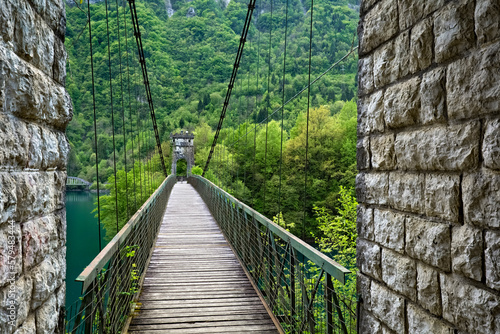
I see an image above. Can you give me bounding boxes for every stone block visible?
[27,124,43,169]
[409,18,433,73]
[398,0,444,30]
[0,223,22,287]
[0,0,15,44]
[417,262,442,316]
[370,282,405,333]
[356,172,389,206]
[55,210,66,248]
[424,173,460,222]
[420,67,446,125]
[463,169,500,228]
[382,249,416,301]
[30,249,64,310]
[357,239,382,280]
[35,294,58,334]
[40,128,59,170]
[373,209,404,253]
[0,174,17,225]
[0,114,30,168]
[57,130,70,171]
[485,230,500,290]
[0,46,72,130]
[434,0,475,63]
[441,274,500,334]
[395,122,480,171]
[357,272,372,312]
[373,40,395,89]
[44,0,65,38]
[13,314,35,334]
[384,77,421,129]
[358,56,374,96]
[447,41,500,120]
[14,172,63,222]
[0,276,32,333]
[360,0,379,16]
[360,0,399,54]
[13,0,36,62]
[29,124,68,171]
[483,119,500,170]
[388,172,424,214]
[357,137,370,171]
[475,0,500,45]
[22,215,58,271]
[359,311,383,334]
[406,216,450,271]
[358,91,385,136]
[392,31,410,80]
[451,224,483,282]
[371,134,395,170]
[357,205,374,241]
[407,303,454,334]
[53,38,66,85]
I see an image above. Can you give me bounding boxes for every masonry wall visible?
[356,0,500,333]
[0,0,71,332]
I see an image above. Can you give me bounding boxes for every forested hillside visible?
[65,0,358,176]
[65,0,359,239]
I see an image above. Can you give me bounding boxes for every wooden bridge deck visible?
[128,182,279,333]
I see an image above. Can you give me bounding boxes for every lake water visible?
[65,191,108,308]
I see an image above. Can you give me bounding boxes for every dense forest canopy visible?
[65,0,360,242]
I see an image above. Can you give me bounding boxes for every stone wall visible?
[0,0,71,332]
[356,0,500,333]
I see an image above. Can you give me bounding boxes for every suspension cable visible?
[86,0,102,251]
[277,0,289,227]
[115,0,130,219]
[262,0,274,213]
[221,47,358,150]
[104,0,120,234]
[202,0,257,176]
[303,0,314,239]
[127,0,167,176]
[122,0,137,211]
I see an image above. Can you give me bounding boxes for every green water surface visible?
[65,191,107,308]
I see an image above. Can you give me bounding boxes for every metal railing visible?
[65,175,176,333]
[189,175,358,334]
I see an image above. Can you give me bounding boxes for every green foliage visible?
[95,157,165,240]
[65,0,359,183]
[313,186,358,309]
[176,159,187,176]
[314,186,357,268]
[191,165,203,175]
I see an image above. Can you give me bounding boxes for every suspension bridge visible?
[66,177,92,190]
[65,0,358,332]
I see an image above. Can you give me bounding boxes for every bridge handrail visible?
[189,175,357,333]
[66,174,176,333]
[76,174,176,289]
[189,175,350,282]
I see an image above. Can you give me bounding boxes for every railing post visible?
[84,282,95,334]
[326,273,334,334]
[325,274,348,334]
[290,247,296,334]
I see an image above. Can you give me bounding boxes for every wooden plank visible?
[129,319,276,331]
[127,183,278,333]
[128,324,278,334]
[130,313,273,325]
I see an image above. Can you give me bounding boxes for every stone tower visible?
[357,0,500,333]
[0,0,71,332]
[170,131,195,176]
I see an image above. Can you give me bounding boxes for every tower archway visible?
[170,130,195,176]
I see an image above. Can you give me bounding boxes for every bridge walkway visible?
[128,182,279,333]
